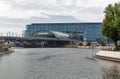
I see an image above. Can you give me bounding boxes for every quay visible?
[95,51,120,62]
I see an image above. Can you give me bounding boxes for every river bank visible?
[0,48,14,55]
[95,51,120,62]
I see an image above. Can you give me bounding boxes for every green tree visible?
[102,2,120,50]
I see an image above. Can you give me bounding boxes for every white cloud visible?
[0,0,119,20]
[0,1,11,10]
[0,0,119,33]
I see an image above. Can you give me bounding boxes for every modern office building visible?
[25,23,102,42]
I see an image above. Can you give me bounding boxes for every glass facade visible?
[25,23,102,42]
[32,30,69,39]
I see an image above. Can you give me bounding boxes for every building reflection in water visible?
[101,66,120,79]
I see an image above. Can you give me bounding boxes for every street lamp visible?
[70,30,74,47]
[15,33,17,37]
[7,33,8,37]
[12,32,14,37]
[1,33,2,37]
[8,32,10,37]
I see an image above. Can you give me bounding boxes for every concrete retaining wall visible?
[95,51,120,62]
[0,48,14,55]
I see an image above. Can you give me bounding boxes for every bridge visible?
[0,36,71,48]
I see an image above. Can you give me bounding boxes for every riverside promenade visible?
[95,51,120,62]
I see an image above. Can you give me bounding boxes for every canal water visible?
[0,48,120,79]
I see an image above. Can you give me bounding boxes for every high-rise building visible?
[25,23,102,42]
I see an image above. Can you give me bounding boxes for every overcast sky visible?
[0,0,119,34]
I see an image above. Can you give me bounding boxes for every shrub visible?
[2,44,14,48]
[100,40,106,46]
[79,43,83,46]
[86,42,91,46]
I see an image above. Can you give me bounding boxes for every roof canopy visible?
[32,30,70,39]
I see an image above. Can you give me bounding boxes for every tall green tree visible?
[102,2,120,50]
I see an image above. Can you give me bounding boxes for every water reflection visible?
[0,56,3,68]
[33,55,57,62]
[102,66,120,79]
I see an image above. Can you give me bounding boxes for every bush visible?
[2,47,9,51]
[100,40,106,46]
[86,42,91,46]
[114,47,120,51]
[2,44,14,48]
[79,43,83,46]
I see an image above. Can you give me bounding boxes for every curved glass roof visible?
[32,30,69,39]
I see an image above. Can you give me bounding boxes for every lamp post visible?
[12,32,14,37]
[1,33,2,37]
[91,42,95,58]
[84,37,86,46]
[70,30,73,47]
[8,32,10,37]
[15,33,17,37]
[7,33,8,37]
[18,33,20,37]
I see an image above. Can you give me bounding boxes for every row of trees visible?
[102,2,120,50]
